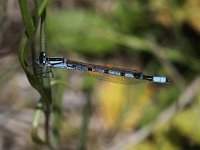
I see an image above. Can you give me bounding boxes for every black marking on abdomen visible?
[104,70,109,74]
[143,75,153,81]
[120,72,125,76]
[134,73,142,79]
[88,67,92,71]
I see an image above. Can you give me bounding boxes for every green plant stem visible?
[40,8,52,145]
[40,9,52,109]
[79,93,92,150]
[19,0,52,146]
[31,101,46,144]
[51,72,65,149]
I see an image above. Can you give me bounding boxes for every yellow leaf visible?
[95,82,153,131]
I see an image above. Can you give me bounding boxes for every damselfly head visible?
[36,52,47,66]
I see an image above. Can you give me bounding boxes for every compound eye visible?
[43,52,46,57]
[40,52,46,57]
[39,52,46,65]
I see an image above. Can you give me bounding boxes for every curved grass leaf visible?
[31,101,46,144]
[19,0,35,40]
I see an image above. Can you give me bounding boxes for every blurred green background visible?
[0,0,200,150]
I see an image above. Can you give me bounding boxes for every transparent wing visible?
[67,60,142,73]
[87,71,142,84]
[67,60,144,84]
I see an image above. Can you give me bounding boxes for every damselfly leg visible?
[37,66,54,78]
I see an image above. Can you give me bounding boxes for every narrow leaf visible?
[18,0,35,39]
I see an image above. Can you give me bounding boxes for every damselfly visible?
[36,52,170,84]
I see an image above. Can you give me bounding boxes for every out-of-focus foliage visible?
[47,0,200,73]
[1,0,200,149]
[150,0,200,32]
[96,83,153,131]
[174,108,200,144]
[47,10,117,56]
[45,0,200,149]
[130,140,181,150]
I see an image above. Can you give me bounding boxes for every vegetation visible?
[0,0,200,149]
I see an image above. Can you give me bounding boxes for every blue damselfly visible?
[36,52,170,84]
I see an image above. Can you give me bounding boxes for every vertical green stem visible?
[51,72,65,149]
[79,93,92,150]
[40,8,52,145]
[31,40,37,75]
[40,9,52,108]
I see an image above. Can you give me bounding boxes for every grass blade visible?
[18,0,35,40]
